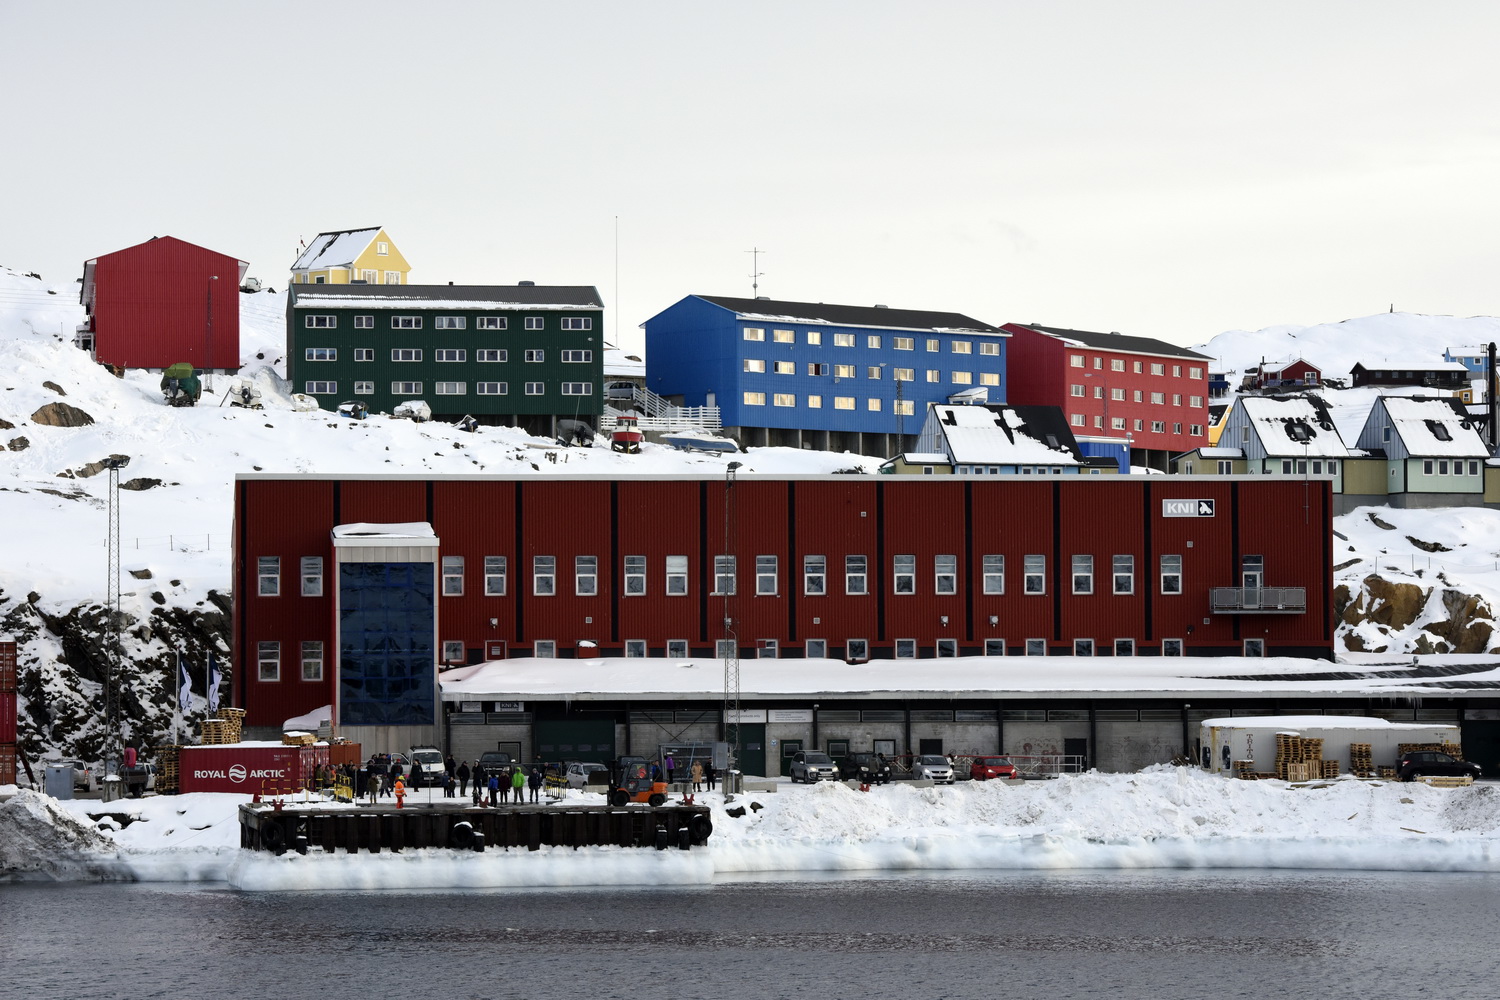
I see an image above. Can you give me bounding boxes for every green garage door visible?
[535,718,616,763]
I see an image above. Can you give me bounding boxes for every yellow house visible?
[290,227,410,285]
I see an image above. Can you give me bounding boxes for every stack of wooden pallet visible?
[1320,759,1340,779]
[200,718,230,745]
[1349,743,1374,778]
[216,707,246,743]
[282,731,316,747]
[1275,733,1302,780]
[1397,742,1463,760]
[1378,766,1396,779]
[155,745,180,793]
[1233,759,1256,779]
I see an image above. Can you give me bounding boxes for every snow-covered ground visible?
[4,767,1497,888]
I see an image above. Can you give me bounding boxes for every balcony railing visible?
[1210,587,1307,614]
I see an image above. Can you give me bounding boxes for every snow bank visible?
[26,769,1500,890]
[0,789,121,880]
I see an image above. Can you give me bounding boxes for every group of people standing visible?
[471,762,543,806]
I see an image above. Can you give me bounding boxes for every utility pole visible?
[102,455,130,800]
[722,461,742,800]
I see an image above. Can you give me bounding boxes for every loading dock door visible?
[735,723,767,777]
[534,719,615,764]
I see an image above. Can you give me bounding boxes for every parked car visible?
[970,756,1018,781]
[912,754,955,784]
[65,760,96,791]
[566,762,610,789]
[605,381,638,400]
[845,752,894,785]
[788,751,840,783]
[1397,750,1481,782]
[476,751,514,774]
[407,746,447,787]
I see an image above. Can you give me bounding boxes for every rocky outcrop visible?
[29,401,94,427]
[7,436,28,451]
[1338,574,1498,654]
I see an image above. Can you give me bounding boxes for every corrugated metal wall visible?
[92,236,242,369]
[234,475,1335,726]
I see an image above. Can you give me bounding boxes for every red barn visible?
[79,236,247,371]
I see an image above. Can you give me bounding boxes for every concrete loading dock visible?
[1200,716,1460,776]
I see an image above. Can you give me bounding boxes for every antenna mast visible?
[744,247,766,298]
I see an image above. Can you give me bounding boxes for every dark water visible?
[2,869,1496,1000]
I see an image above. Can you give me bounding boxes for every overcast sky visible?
[4,2,1498,352]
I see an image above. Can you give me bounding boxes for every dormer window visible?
[1285,420,1313,443]
[1426,419,1452,441]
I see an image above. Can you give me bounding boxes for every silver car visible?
[912,754,955,784]
[566,762,610,789]
[788,751,840,783]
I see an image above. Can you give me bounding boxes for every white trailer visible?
[1200,716,1459,775]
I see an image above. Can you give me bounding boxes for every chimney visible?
[519,280,535,286]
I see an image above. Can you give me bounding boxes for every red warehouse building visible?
[1003,323,1215,473]
[233,474,1334,747]
[79,235,248,371]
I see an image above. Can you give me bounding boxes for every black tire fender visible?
[450,821,475,849]
[261,818,287,854]
[648,793,666,807]
[689,814,713,844]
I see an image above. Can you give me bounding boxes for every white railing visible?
[600,405,721,432]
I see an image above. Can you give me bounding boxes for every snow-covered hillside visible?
[5,264,1500,761]
[1193,311,1500,379]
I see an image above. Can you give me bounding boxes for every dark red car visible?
[970,756,1017,781]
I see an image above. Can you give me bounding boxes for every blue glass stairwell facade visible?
[338,562,436,726]
[643,295,1008,435]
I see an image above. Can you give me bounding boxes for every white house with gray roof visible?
[1210,394,1348,493]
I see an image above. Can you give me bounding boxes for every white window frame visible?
[525,382,544,395]
[354,315,374,329]
[665,555,688,595]
[391,348,422,362]
[305,347,336,361]
[435,316,466,330]
[744,391,766,406]
[625,640,647,658]
[442,555,464,596]
[982,554,1004,594]
[304,381,337,395]
[845,554,868,595]
[1162,638,1184,656]
[1074,638,1095,656]
[476,316,506,330]
[803,554,826,595]
[1023,555,1045,595]
[805,639,827,659]
[1160,554,1183,595]
[561,383,592,395]
[892,554,915,594]
[442,640,464,664]
[435,382,466,395]
[301,640,323,681]
[484,555,507,596]
[934,554,957,595]
[257,641,280,681]
[575,555,598,596]
[561,317,592,330]
[533,555,556,596]
[534,640,556,658]
[667,639,689,659]
[1114,638,1135,657]
[353,348,374,361]
[392,316,422,330]
[755,555,777,596]
[744,359,766,373]
[1112,554,1134,595]
[477,349,507,362]
[936,638,958,658]
[300,556,323,597]
[773,393,795,407]
[258,556,280,596]
[624,555,646,596]
[742,327,765,341]
[716,639,737,659]
[391,381,422,394]
[713,555,736,595]
[525,349,545,363]
[895,638,917,659]
[984,639,1006,656]
[846,639,869,662]
[561,350,593,363]
[304,315,336,329]
[477,382,507,395]
[1072,555,1094,595]
[525,316,544,331]
[1025,639,1047,656]
[435,348,466,362]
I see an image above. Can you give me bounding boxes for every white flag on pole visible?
[178,654,192,712]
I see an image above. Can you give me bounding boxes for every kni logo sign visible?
[1162,498,1215,517]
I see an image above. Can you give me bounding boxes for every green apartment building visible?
[285,283,604,432]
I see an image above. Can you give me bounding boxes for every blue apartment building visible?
[643,294,1007,455]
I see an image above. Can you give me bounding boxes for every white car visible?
[566,762,609,789]
[912,754,955,784]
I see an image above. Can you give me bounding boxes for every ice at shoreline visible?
[4,768,1497,890]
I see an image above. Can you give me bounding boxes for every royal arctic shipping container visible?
[178,743,329,794]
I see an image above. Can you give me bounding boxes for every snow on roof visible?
[291,228,381,271]
[331,522,436,539]
[895,452,950,463]
[931,405,1078,465]
[293,295,597,311]
[1239,396,1349,457]
[603,348,644,377]
[1200,715,1456,731]
[439,654,1500,701]
[1355,358,1469,372]
[1261,357,1318,374]
[1196,447,1243,458]
[1378,396,1489,457]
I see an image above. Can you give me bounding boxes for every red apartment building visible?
[1004,324,1215,471]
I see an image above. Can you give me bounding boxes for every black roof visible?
[1005,405,1084,460]
[695,295,1001,334]
[288,283,603,307]
[1010,323,1212,361]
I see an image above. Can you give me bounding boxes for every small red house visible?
[79,236,248,371]
[1255,358,1321,390]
